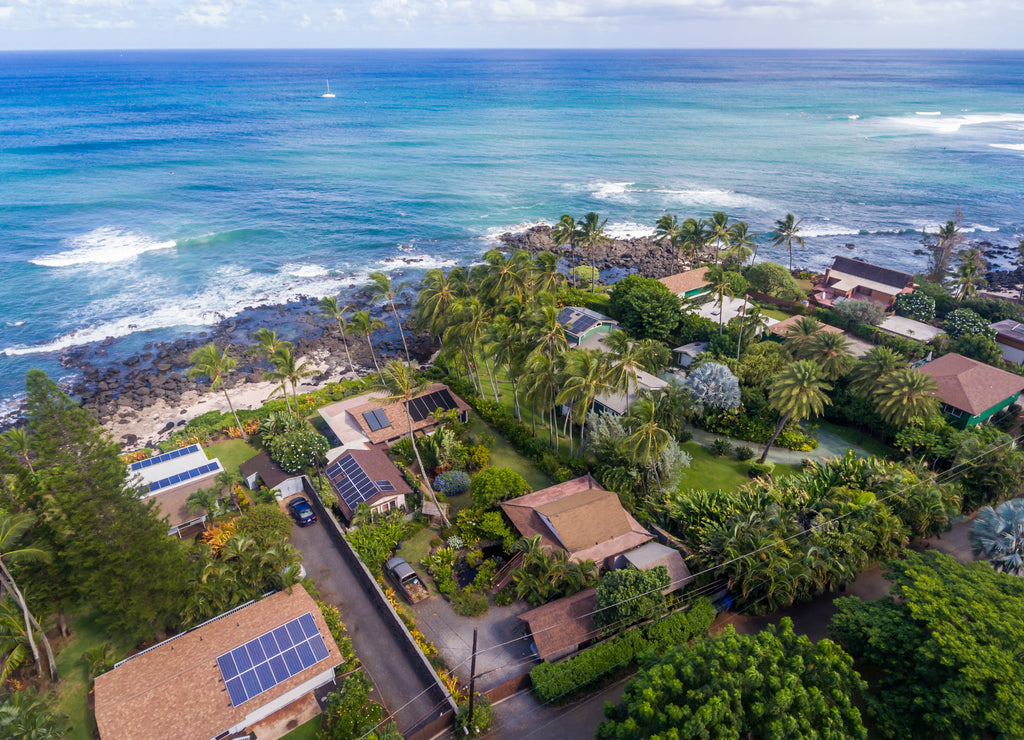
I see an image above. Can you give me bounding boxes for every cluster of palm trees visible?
[416,249,668,455]
[509,534,598,606]
[758,317,939,463]
[551,212,611,291]
[652,211,804,270]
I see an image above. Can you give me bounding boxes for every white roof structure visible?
[879,315,946,342]
[128,444,223,497]
[594,368,668,415]
[317,391,386,451]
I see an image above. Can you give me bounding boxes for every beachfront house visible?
[318,383,470,449]
[323,447,412,523]
[127,444,224,538]
[658,267,712,301]
[914,352,1024,428]
[93,586,343,740]
[558,306,618,346]
[811,256,915,310]
[991,320,1024,365]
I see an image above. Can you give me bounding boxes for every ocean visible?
[1,49,1023,411]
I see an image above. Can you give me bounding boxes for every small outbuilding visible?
[672,341,709,368]
[518,588,598,662]
[991,320,1024,365]
[658,267,712,300]
[240,450,304,498]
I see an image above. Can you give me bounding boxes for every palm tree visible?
[783,315,823,359]
[804,331,853,381]
[250,327,292,358]
[624,397,672,494]
[736,304,769,361]
[926,211,964,284]
[350,310,385,376]
[772,213,805,271]
[482,249,530,304]
[415,268,464,340]
[729,221,758,266]
[374,361,449,528]
[264,345,315,418]
[604,330,657,410]
[368,272,412,365]
[706,266,735,335]
[0,428,33,473]
[484,315,529,421]
[556,349,614,454]
[188,343,247,440]
[952,247,987,302]
[187,487,220,524]
[0,512,56,681]
[317,297,357,374]
[679,217,709,265]
[848,347,906,397]
[573,212,610,293]
[873,368,940,426]
[532,252,565,295]
[654,214,683,266]
[551,214,578,275]
[760,361,832,463]
[706,212,732,265]
[970,499,1024,576]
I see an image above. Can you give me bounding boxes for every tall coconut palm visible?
[736,304,769,361]
[926,212,964,284]
[0,512,56,681]
[848,346,906,397]
[573,212,610,294]
[604,330,658,409]
[624,397,672,494]
[760,360,832,463]
[532,252,565,295]
[654,214,683,265]
[350,310,385,376]
[706,266,735,335]
[783,315,823,358]
[264,345,315,418]
[680,217,709,265]
[804,331,853,381]
[0,428,33,474]
[368,271,412,365]
[706,211,733,265]
[772,213,805,271]
[317,297,357,374]
[551,214,578,275]
[250,327,292,358]
[970,499,1024,576]
[482,249,531,303]
[874,368,940,426]
[729,221,758,266]
[484,315,528,421]
[952,247,987,302]
[415,268,463,339]
[375,361,449,528]
[188,343,247,440]
[556,349,614,454]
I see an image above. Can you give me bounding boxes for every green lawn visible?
[467,415,551,491]
[815,421,895,459]
[482,374,578,453]
[205,438,261,473]
[281,717,320,740]
[54,611,134,740]
[674,442,804,492]
[758,306,791,321]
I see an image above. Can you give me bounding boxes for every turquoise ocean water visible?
[1,49,1023,409]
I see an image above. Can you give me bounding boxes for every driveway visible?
[412,596,537,691]
[290,519,447,734]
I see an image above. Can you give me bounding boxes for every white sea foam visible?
[847,115,860,120]
[377,254,460,271]
[916,111,942,116]
[968,223,1000,233]
[5,321,26,328]
[654,187,772,211]
[279,263,330,279]
[991,143,1024,152]
[480,220,551,243]
[604,221,655,239]
[30,227,177,267]
[798,223,861,238]
[889,112,1024,135]
[589,181,635,201]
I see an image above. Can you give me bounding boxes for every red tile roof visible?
[914,352,1024,416]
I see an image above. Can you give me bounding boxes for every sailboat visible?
[321,79,336,99]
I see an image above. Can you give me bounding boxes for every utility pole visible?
[466,628,478,736]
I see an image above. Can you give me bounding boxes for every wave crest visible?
[30,227,177,267]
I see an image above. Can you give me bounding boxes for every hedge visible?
[815,308,932,360]
[529,597,715,703]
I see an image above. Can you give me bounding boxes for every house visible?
[500,475,653,569]
[592,368,668,416]
[672,341,709,368]
[240,451,304,498]
[324,447,412,522]
[519,588,598,662]
[320,383,471,449]
[93,586,343,740]
[991,320,1024,365]
[558,306,618,346]
[914,352,1024,428]
[878,315,946,343]
[766,314,874,357]
[811,256,914,309]
[658,267,711,300]
[128,444,225,538]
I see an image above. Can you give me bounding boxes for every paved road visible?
[290,519,446,734]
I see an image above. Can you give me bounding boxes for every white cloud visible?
[370,0,422,26]
[179,2,233,27]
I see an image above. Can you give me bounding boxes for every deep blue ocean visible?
[2,49,1023,411]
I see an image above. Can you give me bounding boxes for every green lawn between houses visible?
[466,415,552,492]
[280,716,320,740]
[205,438,261,474]
[674,441,804,493]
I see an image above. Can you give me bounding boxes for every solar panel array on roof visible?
[217,612,330,708]
[571,315,598,334]
[148,461,220,493]
[375,480,395,492]
[326,455,379,509]
[407,388,458,422]
[557,307,575,326]
[362,408,392,432]
[129,444,201,471]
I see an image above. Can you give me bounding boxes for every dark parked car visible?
[288,497,317,527]
[385,556,428,603]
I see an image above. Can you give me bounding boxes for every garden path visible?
[685,422,873,465]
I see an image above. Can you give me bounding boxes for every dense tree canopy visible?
[593,565,668,632]
[607,275,681,341]
[598,619,866,740]
[468,467,530,509]
[744,260,803,299]
[831,551,1024,739]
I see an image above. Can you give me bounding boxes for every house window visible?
[941,404,964,418]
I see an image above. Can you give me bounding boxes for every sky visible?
[0,0,1022,50]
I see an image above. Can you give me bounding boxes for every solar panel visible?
[373,409,392,429]
[217,612,330,708]
[557,307,574,327]
[375,480,395,492]
[328,454,380,510]
[148,461,220,493]
[362,411,382,432]
[571,315,598,334]
[407,389,458,422]
[130,444,201,471]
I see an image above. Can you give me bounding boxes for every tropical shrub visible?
[894,290,936,321]
[943,307,993,339]
[970,499,1024,575]
[835,297,886,326]
[455,508,514,550]
[747,460,774,478]
[469,467,530,509]
[570,265,600,288]
[683,362,741,411]
[433,470,471,496]
[709,438,732,457]
[268,426,329,473]
[0,689,72,739]
[744,261,804,299]
[607,274,681,341]
[235,503,293,547]
[454,696,493,738]
[593,566,669,632]
[451,590,489,617]
[345,510,408,573]
[734,445,754,461]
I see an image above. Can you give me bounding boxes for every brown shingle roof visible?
[767,314,845,338]
[329,447,413,520]
[519,588,598,661]
[500,476,652,565]
[94,586,343,740]
[348,383,471,445]
[658,267,710,295]
[914,352,1024,416]
[828,256,914,290]
[239,450,292,490]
